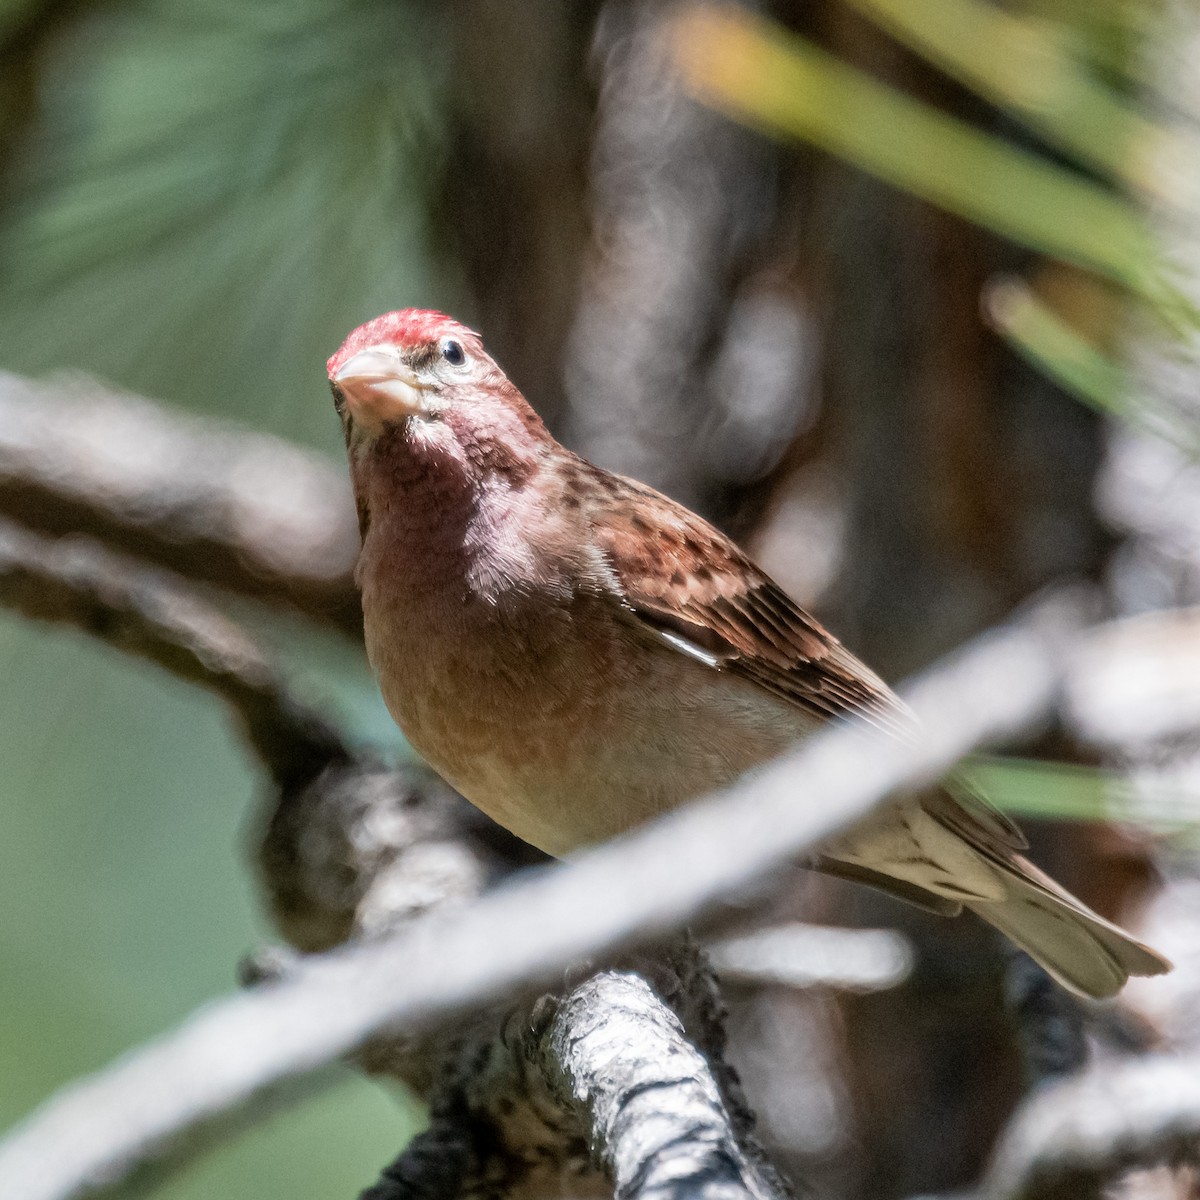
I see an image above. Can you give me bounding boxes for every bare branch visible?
[256,761,509,956]
[0,599,1075,1200]
[0,373,361,630]
[544,972,782,1200]
[0,518,349,788]
[980,1051,1200,1200]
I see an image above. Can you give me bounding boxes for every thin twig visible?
[0,599,1075,1200]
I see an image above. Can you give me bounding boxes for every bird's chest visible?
[362,562,798,854]
[357,484,632,780]
[362,551,652,813]
[367,576,616,748]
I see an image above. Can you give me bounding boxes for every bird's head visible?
[328,310,553,531]
[327,309,497,434]
[328,308,549,448]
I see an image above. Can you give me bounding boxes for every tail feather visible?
[824,790,1172,999]
[965,856,1170,999]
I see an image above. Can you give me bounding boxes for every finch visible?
[328,308,1169,999]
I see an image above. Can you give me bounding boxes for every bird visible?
[327,307,1170,999]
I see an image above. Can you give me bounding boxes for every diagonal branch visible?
[0,598,1076,1200]
[0,373,362,631]
[0,517,350,789]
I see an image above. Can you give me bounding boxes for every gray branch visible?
[0,372,361,630]
[980,1051,1200,1200]
[546,972,779,1200]
[0,517,349,788]
[0,598,1075,1200]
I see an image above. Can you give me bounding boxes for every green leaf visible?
[959,754,1200,835]
[984,275,1200,451]
[983,276,1127,415]
[1006,0,1155,81]
[958,756,1118,822]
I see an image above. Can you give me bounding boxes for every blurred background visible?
[2,0,1199,1197]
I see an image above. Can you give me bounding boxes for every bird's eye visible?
[440,339,466,367]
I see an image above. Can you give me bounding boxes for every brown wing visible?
[583,464,914,737]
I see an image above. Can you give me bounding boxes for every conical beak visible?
[332,347,430,428]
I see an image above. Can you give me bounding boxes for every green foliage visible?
[0,0,451,451]
[961,754,1200,837]
[983,276,1129,418]
[674,1,1193,440]
[840,0,1174,197]
[676,7,1151,288]
[1007,0,1156,81]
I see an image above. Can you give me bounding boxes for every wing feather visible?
[579,462,914,737]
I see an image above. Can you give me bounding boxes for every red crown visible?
[327,309,478,378]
